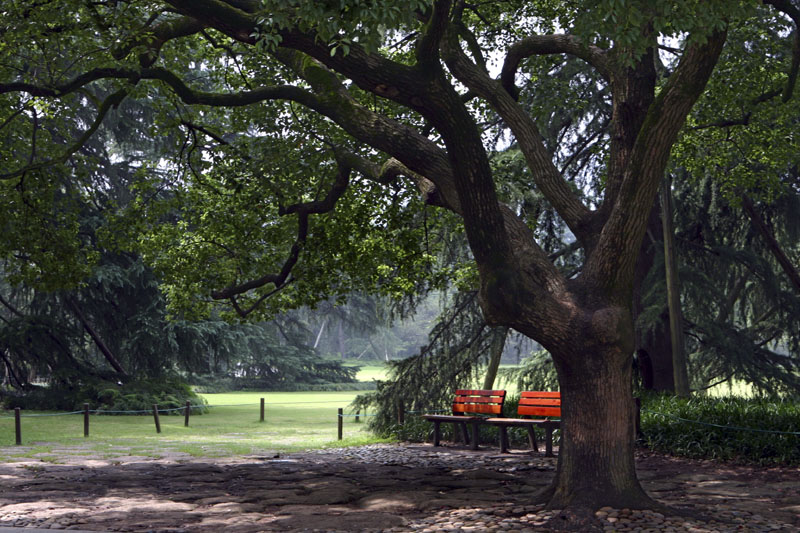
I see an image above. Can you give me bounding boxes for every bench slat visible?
[454,396,504,405]
[519,398,561,406]
[518,405,561,417]
[453,403,503,415]
[520,391,560,398]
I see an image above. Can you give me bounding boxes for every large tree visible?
[2,0,798,517]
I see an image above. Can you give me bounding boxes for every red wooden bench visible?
[486,391,561,456]
[422,389,506,450]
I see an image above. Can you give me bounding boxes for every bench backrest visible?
[518,391,561,418]
[452,389,506,415]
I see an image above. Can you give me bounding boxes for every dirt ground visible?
[0,443,798,532]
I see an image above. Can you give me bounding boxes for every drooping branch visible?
[65,296,128,377]
[741,193,800,294]
[501,34,612,99]
[210,156,352,304]
[0,89,127,180]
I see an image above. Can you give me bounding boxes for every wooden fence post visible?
[260,398,265,422]
[355,409,360,423]
[153,404,161,434]
[184,401,191,427]
[84,403,90,437]
[14,407,21,445]
[337,408,343,440]
[397,400,405,425]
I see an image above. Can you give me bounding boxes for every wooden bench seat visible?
[486,391,560,456]
[422,389,506,450]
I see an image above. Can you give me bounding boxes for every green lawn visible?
[0,390,387,461]
[347,361,390,382]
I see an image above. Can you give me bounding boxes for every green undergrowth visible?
[639,393,800,465]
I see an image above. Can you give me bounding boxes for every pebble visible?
[304,444,796,533]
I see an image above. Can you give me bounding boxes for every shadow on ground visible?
[0,444,798,532]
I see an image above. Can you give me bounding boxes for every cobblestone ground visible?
[0,443,798,532]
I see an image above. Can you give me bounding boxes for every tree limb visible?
[416,0,451,72]
[584,30,727,300]
[741,193,800,294]
[65,296,128,377]
[501,34,612,99]
[441,25,594,246]
[0,89,127,180]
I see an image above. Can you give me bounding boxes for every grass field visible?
[0,390,387,461]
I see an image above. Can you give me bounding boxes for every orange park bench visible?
[422,389,506,450]
[486,391,561,456]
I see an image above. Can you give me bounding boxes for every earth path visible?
[0,444,798,532]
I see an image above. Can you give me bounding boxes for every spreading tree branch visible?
[501,34,612,99]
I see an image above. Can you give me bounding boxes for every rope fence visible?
[642,408,800,436]
[1,398,375,445]
[7,402,795,447]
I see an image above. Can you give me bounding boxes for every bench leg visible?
[457,421,471,445]
[544,426,553,457]
[433,421,441,447]
[499,426,509,454]
[527,426,538,452]
[470,421,480,451]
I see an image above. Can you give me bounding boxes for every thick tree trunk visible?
[546,336,652,510]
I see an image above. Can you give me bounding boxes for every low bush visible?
[189,374,377,393]
[1,376,207,414]
[639,393,800,465]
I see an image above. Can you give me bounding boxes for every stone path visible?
[0,444,798,532]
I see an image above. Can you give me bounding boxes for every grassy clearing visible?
[0,390,389,461]
[350,362,389,382]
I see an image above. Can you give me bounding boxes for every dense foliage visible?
[2,376,206,413]
[640,393,800,465]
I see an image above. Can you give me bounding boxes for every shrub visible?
[639,393,800,465]
[1,376,207,414]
